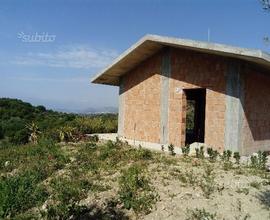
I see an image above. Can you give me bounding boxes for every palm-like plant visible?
[26,122,41,144]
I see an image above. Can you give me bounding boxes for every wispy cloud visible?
[5,75,87,83]
[12,45,118,69]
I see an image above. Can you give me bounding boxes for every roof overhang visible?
[91,34,270,86]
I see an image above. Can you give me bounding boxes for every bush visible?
[177,170,198,186]
[250,151,267,170]
[168,144,176,156]
[9,129,29,145]
[195,146,205,159]
[118,164,158,214]
[221,150,232,162]
[72,114,117,134]
[0,138,69,176]
[134,147,153,160]
[207,148,219,162]
[233,152,241,164]
[46,176,92,219]
[88,134,99,142]
[199,165,215,198]
[0,171,48,218]
[181,145,190,157]
[186,208,217,220]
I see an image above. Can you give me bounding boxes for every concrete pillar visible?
[160,49,171,144]
[225,61,245,153]
[118,77,125,136]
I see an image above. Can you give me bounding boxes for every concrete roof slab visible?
[91,34,270,86]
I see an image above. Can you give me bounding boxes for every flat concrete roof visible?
[91,34,270,86]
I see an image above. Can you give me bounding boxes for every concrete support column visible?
[160,49,171,144]
[225,61,245,153]
[118,77,125,137]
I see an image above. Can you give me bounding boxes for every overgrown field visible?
[1,138,270,220]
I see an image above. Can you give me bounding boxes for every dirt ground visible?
[76,146,270,220]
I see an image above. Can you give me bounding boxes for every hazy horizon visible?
[0,0,269,111]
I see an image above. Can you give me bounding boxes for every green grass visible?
[0,139,69,218]
[0,170,48,218]
[1,137,270,219]
[118,163,159,215]
[0,138,69,175]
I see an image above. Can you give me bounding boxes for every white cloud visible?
[5,75,87,83]
[13,45,118,69]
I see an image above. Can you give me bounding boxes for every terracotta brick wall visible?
[121,48,227,151]
[122,52,162,143]
[169,48,227,150]
[242,66,270,154]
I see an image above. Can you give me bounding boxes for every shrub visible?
[221,150,233,170]
[250,151,267,170]
[88,134,99,142]
[118,164,158,214]
[0,138,69,176]
[207,148,219,162]
[134,147,153,160]
[9,129,29,145]
[0,171,48,218]
[258,151,268,169]
[199,165,215,198]
[168,144,176,156]
[195,146,205,159]
[186,208,217,220]
[221,150,232,162]
[250,155,258,168]
[178,170,198,186]
[46,176,92,219]
[181,145,190,157]
[233,152,241,164]
[72,114,117,134]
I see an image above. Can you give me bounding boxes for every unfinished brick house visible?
[92,35,270,155]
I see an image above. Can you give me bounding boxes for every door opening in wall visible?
[184,88,206,145]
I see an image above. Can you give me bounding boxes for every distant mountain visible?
[80,106,118,114]
[54,106,118,114]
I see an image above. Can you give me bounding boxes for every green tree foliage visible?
[0,98,118,145]
[261,0,270,10]
[0,125,4,139]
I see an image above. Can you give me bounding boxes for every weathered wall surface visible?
[169,48,227,150]
[242,65,270,155]
[120,48,228,151]
[121,53,162,143]
[117,47,270,154]
[224,61,245,153]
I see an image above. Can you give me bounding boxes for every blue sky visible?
[0,0,269,112]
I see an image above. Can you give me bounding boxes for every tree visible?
[261,0,270,10]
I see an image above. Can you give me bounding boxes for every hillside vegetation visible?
[0,98,117,145]
[1,98,270,219]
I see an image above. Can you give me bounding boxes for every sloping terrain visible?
[1,138,270,219]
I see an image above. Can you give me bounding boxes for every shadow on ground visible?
[257,189,270,209]
[71,200,129,220]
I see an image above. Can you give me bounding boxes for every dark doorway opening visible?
[184,88,206,145]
